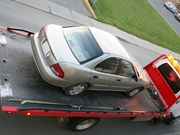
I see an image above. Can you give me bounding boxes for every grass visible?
[89,0,180,54]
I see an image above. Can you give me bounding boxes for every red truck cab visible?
[144,54,180,123]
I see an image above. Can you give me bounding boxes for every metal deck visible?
[0,29,164,114]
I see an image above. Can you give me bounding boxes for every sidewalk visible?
[15,0,180,59]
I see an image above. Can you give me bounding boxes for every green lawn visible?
[89,0,180,54]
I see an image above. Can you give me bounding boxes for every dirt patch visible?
[169,0,180,10]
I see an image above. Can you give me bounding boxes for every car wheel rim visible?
[129,89,139,96]
[76,119,96,130]
[69,84,85,95]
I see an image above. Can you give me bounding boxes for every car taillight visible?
[50,63,64,78]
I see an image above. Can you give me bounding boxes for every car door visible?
[111,59,141,91]
[89,57,120,91]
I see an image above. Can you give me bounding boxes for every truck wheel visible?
[163,115,180,125]
[69,117,100,131]
[65,83,88,96]
[125,87,143,97]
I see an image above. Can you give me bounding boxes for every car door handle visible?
[93,75,98,79]
[117,79,121,82]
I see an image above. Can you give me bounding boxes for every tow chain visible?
[1,31,29,39]
[7,98,125,111]
[1,27,34,39]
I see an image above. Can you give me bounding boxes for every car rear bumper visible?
[31,33,68,88]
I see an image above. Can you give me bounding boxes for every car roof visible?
[166,1,174,5]
[169,2,175,6]
[89,26,131,61]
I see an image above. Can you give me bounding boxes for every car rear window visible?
[63,26,103,64]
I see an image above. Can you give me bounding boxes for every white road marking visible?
[0,34,7,44]
[0,83,13,97]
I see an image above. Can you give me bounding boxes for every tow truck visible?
[0,26,180,131]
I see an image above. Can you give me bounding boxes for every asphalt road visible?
[0,0,180,135]
[149,0,180,36]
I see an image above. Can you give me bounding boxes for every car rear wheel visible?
[65,83,88,96]
[69,117,100,131]
[125,87,143,97]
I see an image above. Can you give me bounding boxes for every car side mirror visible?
[133,74,138,82]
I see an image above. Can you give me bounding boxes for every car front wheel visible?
[65,83,88,96]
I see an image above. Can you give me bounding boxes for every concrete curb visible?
[83,0,96,18]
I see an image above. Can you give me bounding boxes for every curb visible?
[83,0,97,18]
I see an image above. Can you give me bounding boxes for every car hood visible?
[128,53,150,84]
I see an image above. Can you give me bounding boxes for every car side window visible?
[95,58,120,74]
[119,59,135,78]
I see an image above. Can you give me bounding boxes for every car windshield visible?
[63,26,103,64]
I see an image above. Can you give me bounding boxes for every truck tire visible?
[65,83,88,96]
[125,87,143,97]
[163,115,180,125]
[69,117,100,131]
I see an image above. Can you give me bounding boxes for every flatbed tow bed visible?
[0,26,180,131]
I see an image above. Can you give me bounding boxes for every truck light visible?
[167,54,174,62]
[27,112,31,116]
[167,54,180,73]
[7,112,11,114]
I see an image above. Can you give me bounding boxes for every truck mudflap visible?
[0,26,167,118]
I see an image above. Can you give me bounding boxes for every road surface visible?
[0,0,180,135]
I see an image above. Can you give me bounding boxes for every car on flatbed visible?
[31,24,149,96]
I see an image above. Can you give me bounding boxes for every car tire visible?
[69,117,100,131]
[125,87,143,97]
[65,83,88,96]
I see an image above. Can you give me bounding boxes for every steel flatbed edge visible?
[2,106,167,117]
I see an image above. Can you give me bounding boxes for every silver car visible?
[164,1,177,13]
[31,24,149,96]
[175,12,180,21]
